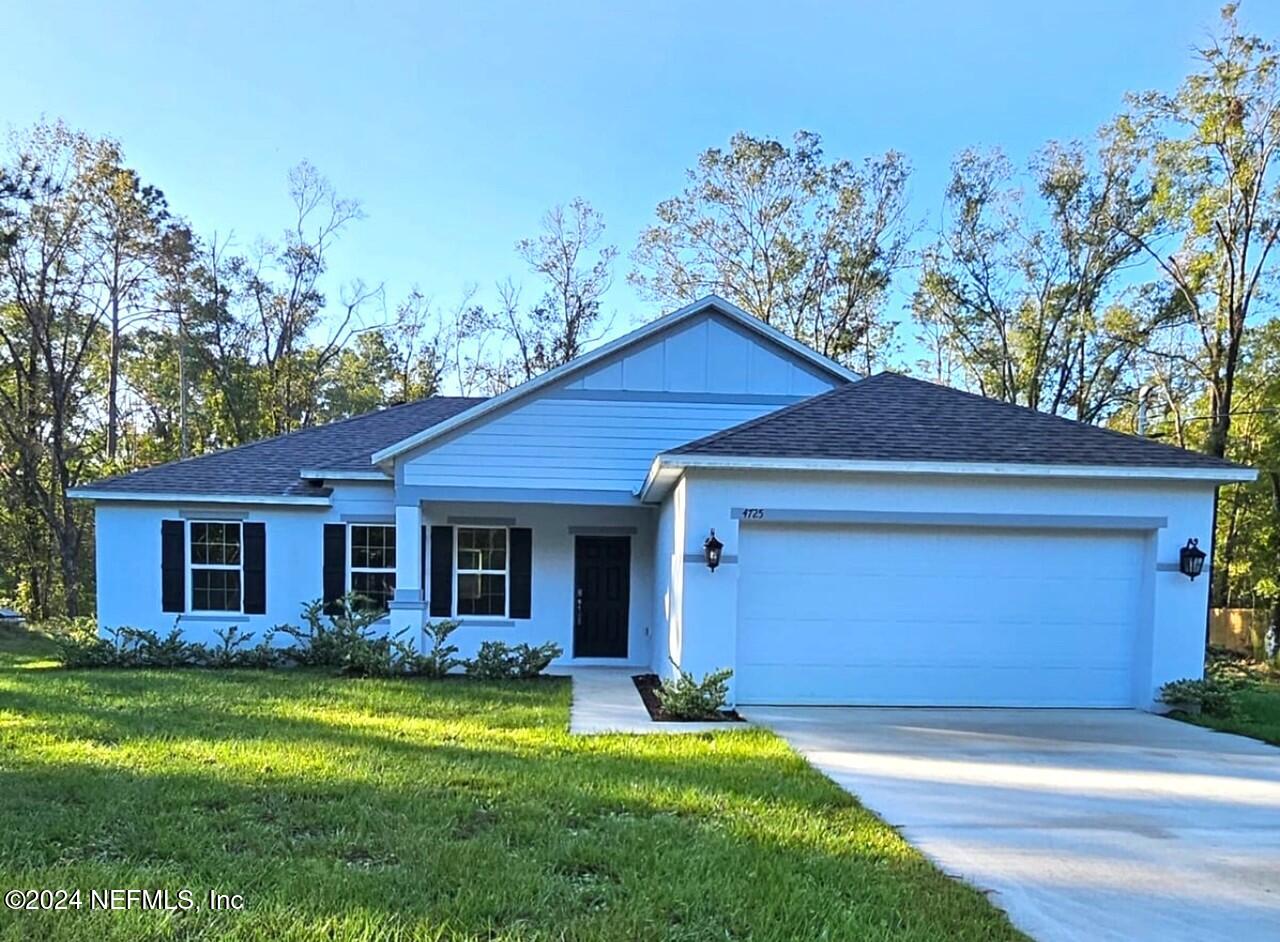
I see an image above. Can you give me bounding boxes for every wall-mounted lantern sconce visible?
[704,529,724,572]
[1179,538,1206,580]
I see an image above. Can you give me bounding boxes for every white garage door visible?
[736,524,1145,707]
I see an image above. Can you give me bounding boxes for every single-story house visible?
[72,296,1255,708]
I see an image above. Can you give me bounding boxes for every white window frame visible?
[453,525,509,618]
[346,522,397,613]
[187,519,244,613]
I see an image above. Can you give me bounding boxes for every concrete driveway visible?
[746,707,1280,942]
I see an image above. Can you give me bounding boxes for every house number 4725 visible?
[740,508,765,520]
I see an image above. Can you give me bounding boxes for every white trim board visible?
[68,488,332,507]
[639,454,1255,500]
[728,507,1169,531]
[298,468,390,482]
[370,295,859,466]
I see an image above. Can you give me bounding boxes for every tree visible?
[483,199,616,386]
[631,131,914,372]
[1210,320,1280,644]
[913,143,1153,421]
[1113,3,1280,458]
[239,162,375,434]
[0,122,121,615]
[91,163,168,459]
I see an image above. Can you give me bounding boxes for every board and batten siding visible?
[564,313,835,395]
[399,313,840,494]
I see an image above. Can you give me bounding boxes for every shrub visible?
[53,618,282,671]
[512,642,562,679]
[656,661,733,720]
[56,625,201,669]
[205,625,283,669]
[54,625,120,669]
[1159,677,1240,718]
[278,596,421,678]
[413,619,463,679]
[465,641,520,679]
[464,640,562,679]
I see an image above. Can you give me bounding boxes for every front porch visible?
[387,499,657,668]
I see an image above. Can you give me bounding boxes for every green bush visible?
[464,641,519,679]
[279,596,420,678]
[54,625,121,668]
[1159,677,1240,718]
[512,642,561,678]
[203,625,284,669]
[464,640,562,679]
[656,661,733,720]
[412,619,463,678]
[50,597,560,682]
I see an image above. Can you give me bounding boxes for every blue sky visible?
[8,1,1278,368]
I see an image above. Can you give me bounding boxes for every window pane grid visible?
[455,527,508,617]
[190,521,243,612]
[350,524,396,614]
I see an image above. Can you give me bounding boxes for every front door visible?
[573,536,630,658]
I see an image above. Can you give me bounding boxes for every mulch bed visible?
[632,673,744,723]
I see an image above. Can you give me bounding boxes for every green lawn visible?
[1178,678,1280,747]
[0,628,1022,942]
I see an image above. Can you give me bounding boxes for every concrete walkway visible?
[749,706,1280,942]
[557,667,744,734]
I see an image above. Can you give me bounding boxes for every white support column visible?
[389,503,425,643]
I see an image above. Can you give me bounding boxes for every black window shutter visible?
[243,522,266,614]
[161,519,185,613]
[429,526,453,617]
[509,527,532,619]
[323,523,346,615]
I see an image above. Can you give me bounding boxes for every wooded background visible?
[2,6,1277,637]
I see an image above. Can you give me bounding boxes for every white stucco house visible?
[72,296,1255,709]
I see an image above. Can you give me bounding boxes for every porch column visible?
[389,503,424,642]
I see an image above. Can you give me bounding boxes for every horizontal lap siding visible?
[402,398,782,491]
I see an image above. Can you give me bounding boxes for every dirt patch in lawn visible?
[632,673,744,723]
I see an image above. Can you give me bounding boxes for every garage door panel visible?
[739,617,1136,668]
[740,663,1135,707]
[735,524,1145,707]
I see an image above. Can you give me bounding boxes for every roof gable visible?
[666,372,1250,473]
[371,296,857,466]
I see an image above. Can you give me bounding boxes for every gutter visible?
[639,453,1257,502]
[67,488,333,507]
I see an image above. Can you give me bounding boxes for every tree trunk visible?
[107,294,120,459]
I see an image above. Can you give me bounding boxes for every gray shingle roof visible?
[80,397,485,498]
[668,372,1244,471]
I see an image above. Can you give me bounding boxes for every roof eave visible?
[297,468,391,482]
[369,295,858,466]
[655,453,1257,484]
[67,488,333,507]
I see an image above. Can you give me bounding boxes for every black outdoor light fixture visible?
[1179,538,1207,581]
[704,529,724,572]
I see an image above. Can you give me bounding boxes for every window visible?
[456,527,507,616]
[350,524,396,613]
[190,521,242,612]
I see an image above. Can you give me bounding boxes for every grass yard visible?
[1178,678,1280,747]
[0,628,1023,942]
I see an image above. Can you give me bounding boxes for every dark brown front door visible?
[573,536,630,658]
